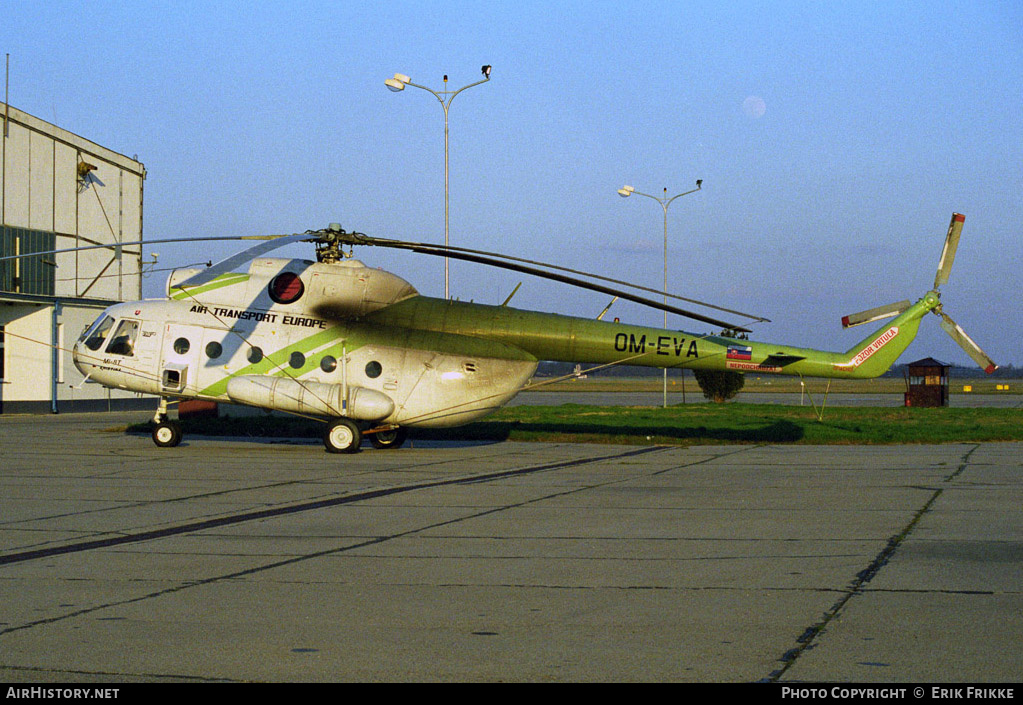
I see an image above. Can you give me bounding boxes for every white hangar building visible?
[1,101,148,413]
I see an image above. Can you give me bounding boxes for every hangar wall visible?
[1,102,150,413]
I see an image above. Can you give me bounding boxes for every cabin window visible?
[268,271,305,304]
[247,346,263,364]
[205,341,223,360]
[173,337,190,355]
[320,355,337,373]
[289,351,306,369]
[83,316,114,351]
[365,361,382,379]
[106,319,140,357]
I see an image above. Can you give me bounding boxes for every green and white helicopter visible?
[6,212,996,453]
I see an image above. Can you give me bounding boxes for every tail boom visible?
[692,293,938,380]
[368,292,940,382]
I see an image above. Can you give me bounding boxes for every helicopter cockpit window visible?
[82,316,115,351]
[106,319,141,357]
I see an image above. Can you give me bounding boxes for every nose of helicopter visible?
[73,310,114,378]
[71,339,89,377]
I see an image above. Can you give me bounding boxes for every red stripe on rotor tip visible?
[985,364,997,374]
[954,213,965,222]
[841,315,851,327]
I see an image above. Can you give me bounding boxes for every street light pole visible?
[617,180,702,407]
[386,66,492,299]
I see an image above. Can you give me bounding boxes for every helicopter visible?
[1,212,996,453]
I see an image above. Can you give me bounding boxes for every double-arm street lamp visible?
[617,180,703,407]
[386,65,493,299]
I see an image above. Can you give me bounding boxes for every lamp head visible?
[482,64,492,78]
[385,73,410,92]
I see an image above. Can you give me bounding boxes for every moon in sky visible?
[743,96,767,119]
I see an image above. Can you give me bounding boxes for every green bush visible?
[693,369,745,403]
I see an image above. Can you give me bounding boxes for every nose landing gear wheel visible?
[324,418,362,454]
[152,420,183,448]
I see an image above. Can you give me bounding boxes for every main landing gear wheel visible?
[152,420,183,448]
[324,418,362,454]
[369,426,408,450]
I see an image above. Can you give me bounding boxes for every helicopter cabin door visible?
[160,324,204,396]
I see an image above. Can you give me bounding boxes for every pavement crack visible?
[763,444,980,682]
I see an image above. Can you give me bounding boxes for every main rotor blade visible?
[344,232,769,325]
[172,233,312,289]
[442,242,769,322]
[939,312,997,373]
[934,213,965,289]
[841,300,911,328]
[0,235,280,263]
[4,224,764,332]
[391,242,754,332]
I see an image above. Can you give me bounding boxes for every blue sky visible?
[5,0,1022,366]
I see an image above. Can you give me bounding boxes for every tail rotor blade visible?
[841,300,911,328]
[939,312,998,374]
[934,213,965,289]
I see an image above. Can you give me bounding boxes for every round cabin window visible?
[320,355,338,373]
[268,271,304,304]
[365,361,382,379]
[205,341,223,359]
[173,337,190,354]
[247,346,264,364]
[289,351,306,369]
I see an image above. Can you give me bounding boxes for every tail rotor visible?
[840,213,997,374]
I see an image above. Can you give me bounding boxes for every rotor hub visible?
[311,225,356,263]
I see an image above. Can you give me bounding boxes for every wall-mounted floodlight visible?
[481,64,492,78]
[617,185,635,197]
[77,161,98,178]
[696,179,702,188]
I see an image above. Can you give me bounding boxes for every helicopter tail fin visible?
[835,296,935,377]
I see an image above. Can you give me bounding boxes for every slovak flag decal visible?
[726,344,753,361]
